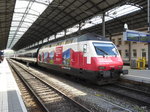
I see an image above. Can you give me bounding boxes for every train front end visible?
[90,41,128,84]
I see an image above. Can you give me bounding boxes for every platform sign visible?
[123,30,150,43]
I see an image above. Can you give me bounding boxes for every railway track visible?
[9,59,150,111]
[8,59,91,112]
[99,83,150,107]
[9,63,44,112]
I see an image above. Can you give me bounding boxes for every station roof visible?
[0,0,147,51]
[0,0,16,50]
[80,9,147,37]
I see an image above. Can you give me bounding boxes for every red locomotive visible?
[15,33,128,84]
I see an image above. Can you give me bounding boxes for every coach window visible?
[133,49,137,57]
[142,49,146,57]
[83,44,87,53]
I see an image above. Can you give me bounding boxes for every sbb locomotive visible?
[15,33,128,84]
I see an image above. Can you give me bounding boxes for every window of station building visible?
[141,49,146,57]
[57,42,61,45]
[132,42,137,44]
[51,43,57,47]
[72,38,77,43]
[45,45,49,48]
[62,41,66,45]
[65,39,73,44]
[118,38,122,45]
[133,49,137,57]
[60,41,64,45]
[125,49,129,57]
[49,44,51,47]
[112,39,115,44]
[124,41,129,45]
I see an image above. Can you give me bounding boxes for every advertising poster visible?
[55,46,63,64]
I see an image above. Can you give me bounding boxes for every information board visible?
[123,30,150,43]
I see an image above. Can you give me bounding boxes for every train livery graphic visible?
[15,33,128,85]
[63,48,71,66]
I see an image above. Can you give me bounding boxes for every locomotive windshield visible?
[93,42,119,56]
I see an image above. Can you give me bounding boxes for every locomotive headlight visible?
[99,66,106,70]
[118,65,123,69]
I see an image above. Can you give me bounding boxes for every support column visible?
[102,12,105,37]
[78,23,81,34]
[54,34,57,39]
[64,29,67,38]
[148,0,150,69]
[109,35,112,41]
[129,41,131,63]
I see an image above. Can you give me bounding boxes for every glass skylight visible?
[81,5,141,30]
[35,4,142,48]
[7,2,142,50]
[7,0,53,49]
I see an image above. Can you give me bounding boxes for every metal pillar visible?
[64,29,67,38]
[102,12,105,37]
[54,34,57,39]
[129,41,131,63]
[78,23,81,34]
[148,0,150,69]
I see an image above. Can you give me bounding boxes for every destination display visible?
[123,30,150,43]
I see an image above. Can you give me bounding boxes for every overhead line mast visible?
[148,0,150,69]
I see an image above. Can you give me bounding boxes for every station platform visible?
[0,58,27,112]
[122,66,150,84]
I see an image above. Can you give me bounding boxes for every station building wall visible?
[111,34,148,64]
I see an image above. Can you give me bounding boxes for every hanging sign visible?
[123,30,150,42]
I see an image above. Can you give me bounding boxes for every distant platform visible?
[0,58,27,112]
[122,66,150,84]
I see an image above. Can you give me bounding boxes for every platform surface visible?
[0,59,27,112]
[122,66,150,84]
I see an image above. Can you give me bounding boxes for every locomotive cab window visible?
[93,42,119,56]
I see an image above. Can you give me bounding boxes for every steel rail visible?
[8,59,92,112]
[114,83,150,96]
[8,60,51,112]
[99,84,150,106]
